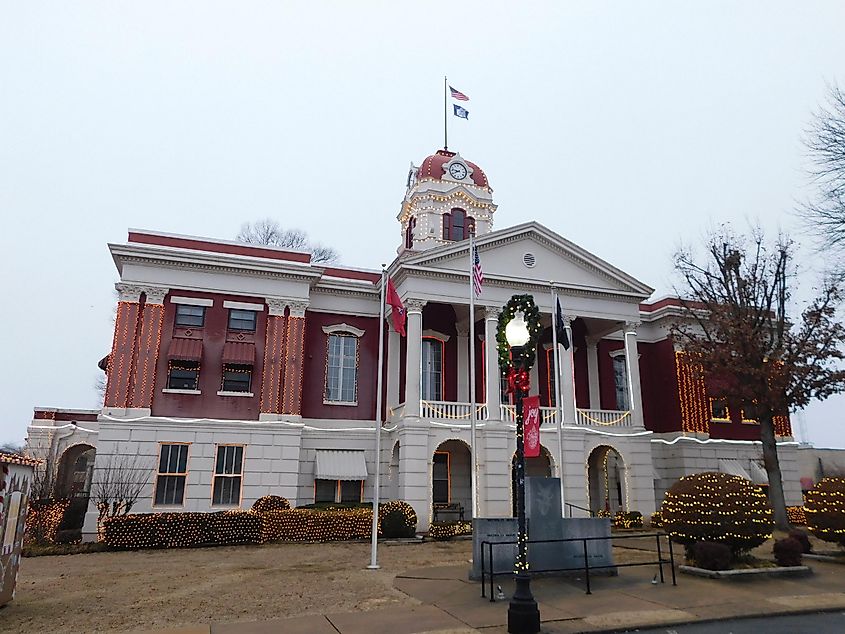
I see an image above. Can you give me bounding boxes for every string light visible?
[25,499,70,545]
[804,477,845,545]
[660,472,773,554]
[428,520,472,540]
[674,351,709,434]
[786,505,806,526]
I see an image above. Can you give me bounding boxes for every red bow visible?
[506,368,530,395]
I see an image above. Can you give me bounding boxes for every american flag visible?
[472,245,483,297]
[449,85,469,101]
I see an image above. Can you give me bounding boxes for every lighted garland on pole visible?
[496,294,542,374]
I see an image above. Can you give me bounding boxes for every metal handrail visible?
[480,531,676,598]
[565,502,595,517]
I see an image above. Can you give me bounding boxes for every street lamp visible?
[504,308,541,634]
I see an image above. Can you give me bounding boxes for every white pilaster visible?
[559,315,577,425]
[456,324,469,402]
[387,329,400,411]
[404,300,425,417]
[484,307,501,421]
[624,322,645,429]
[586,338,601,409]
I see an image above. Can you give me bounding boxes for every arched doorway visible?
[432,439,472,520]
[587,445,626,515]
[511,445,553,516]
[56,444,96,498]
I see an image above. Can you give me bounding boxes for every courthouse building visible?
[26,148,803,539]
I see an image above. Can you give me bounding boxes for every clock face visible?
[448,162,468,180]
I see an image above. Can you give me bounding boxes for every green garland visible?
[497,294,543,374]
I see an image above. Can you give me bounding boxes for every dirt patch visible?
[2,540,472,633]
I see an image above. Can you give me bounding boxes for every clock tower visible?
[398,149,496,254]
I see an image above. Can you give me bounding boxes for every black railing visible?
[480,532,676,598]
[564,502,595,517]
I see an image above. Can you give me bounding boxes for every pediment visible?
[401,222,653,298]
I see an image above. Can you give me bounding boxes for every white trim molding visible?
[171,296,214,307]
[222,300,265,312]
[322,323,366,338]
[422,329,451,342]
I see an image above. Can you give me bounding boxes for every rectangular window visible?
[168,361,199,390]
[154,444,189,506]
[741,402,758,422]
[325,334,358,403]
[612,354,630,410]
[314,479,364,503]
[711,398,730,421]
[175,304,205,328]
[228,309,257,332]
[212,445,243,506]
[221,364,252,393]
[432,452,449,504]
[422,338,443,401]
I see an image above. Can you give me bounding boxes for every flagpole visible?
[368,265,387,570]
[550,283,566,518]
[468,233,478,519]
[443,75,448,150]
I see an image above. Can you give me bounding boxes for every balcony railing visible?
[501,405,632,428]
[420,400,487,421]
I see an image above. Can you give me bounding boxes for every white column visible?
[559,315,577,425]
[484,307,501,421]
[386,329,400,411]
[404,300,425,417]
[586,337,601,410]
[456,324,469,402]
[624,321,645,429]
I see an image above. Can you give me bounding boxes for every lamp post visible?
[504,309,541,634]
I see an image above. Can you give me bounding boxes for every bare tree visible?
[802,83,845,255]
[237,218,339,264]
[673,225,845,530]
[0,442,24,455]
[92,454,153,534]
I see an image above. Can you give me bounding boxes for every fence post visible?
[668,536,677,586]
[481,541,486,598]
[583,538,591,595]
[656,533,665,584]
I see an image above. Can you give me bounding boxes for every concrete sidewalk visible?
[149,557,845,634]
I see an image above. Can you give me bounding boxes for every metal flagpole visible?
[468,233,478,519]
[550,283,566,517]
[444,75,448,150]
[368,265,387,569]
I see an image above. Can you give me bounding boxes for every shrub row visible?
[103,500,418,550]
[428,520,472,540]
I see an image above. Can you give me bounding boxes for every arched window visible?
[421,337,444,401]
[405,217,416,249]
[442,208,475,241]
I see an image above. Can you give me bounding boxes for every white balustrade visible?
[575,408,632,427]
[420,400,487,421]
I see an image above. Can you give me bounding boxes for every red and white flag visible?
[386,277,406,336]
[449,85,469,101]
[523,395,541,458]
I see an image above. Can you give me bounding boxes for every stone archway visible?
[587,445,626,515]
[56,444,96,499]
[432,439,472,520]
[511,445,554,516]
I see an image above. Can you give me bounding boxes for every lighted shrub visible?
[103,511,261,549]
[428,521,472,541]
[786,505,806,526]
[692,541,732,570]
[379,500,417,538]
[25,498,70,545]
[788,528,812,554]
[650,512,662,528]
[260,508,372,543]
[251,495,291,513]
[805,477,845,547]
[660,472,773,555]
[613,511,643,529]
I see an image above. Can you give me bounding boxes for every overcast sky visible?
[1,2,844,447]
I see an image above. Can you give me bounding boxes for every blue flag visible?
[453,104,469,119]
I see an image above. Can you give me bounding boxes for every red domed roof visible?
[418,149,488,187]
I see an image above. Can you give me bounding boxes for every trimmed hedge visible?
[103,500,418,550]
[660,472,773,555]
[251,495,291,513]
[613,511,643,529]
[773,537,803,567]
[429,521,472,540]
[805,477,845,547]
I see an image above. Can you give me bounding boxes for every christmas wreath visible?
[496,294,543,375]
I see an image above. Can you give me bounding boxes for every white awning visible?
[719,458,751,480]
[750,461,769,485]
[314,450,368,480]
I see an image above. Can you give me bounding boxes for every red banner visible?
[523,395,541,458]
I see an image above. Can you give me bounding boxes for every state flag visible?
[386,278,406,336]
[453,104,469,119]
